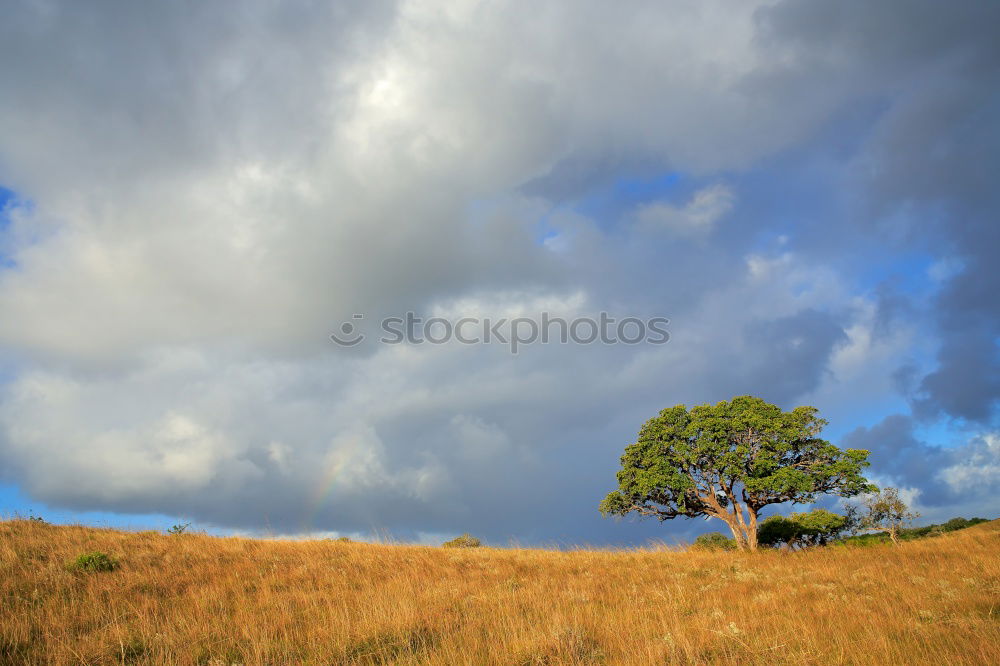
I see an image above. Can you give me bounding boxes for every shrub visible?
[943,517,970,531]
[757,516,801,549]
[692,532,736,551]
[758,509,850,549]
[69,552,119,573]
[442,534,481,548]
[167,522,191,535]
[941,517,987,532]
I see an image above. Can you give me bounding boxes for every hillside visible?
[1,519,998,665]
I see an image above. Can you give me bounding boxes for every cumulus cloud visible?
[0,0,996,543]
[842,415,1000,519]
[938,433,1000,497]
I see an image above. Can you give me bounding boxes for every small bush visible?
[69,551,119,573]
[692,532,737,551]
[442,534,481,548]
[167,522,191,535]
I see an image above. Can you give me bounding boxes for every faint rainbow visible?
[301,457,347,534]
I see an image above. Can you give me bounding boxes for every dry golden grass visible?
[1,519,998,665]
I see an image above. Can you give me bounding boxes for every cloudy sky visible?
[0,0,997,545]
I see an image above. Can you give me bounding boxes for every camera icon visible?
[330,314,366,347]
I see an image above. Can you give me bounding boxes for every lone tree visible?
[600,395,875,550]
[858,487,919,544]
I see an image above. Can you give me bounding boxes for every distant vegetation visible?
[692,510,986,552]
[838,516,989,547]
[1,518,997,664]
[442,533,481,548]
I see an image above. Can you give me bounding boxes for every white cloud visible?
[939,432,1000,494]
[0,369,255,501]
[635,184,735,235]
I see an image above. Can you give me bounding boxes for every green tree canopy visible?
[600,395,875,550]
[757,509,850,549]
[756,515,802,549]
[692,532,737,551]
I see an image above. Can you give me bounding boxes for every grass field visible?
[1,518,998,665]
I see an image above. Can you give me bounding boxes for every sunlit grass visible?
[1,519,997,664]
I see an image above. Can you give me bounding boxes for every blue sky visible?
[0,187,17,269]
[0,483,184,532]
[0,0,997,545]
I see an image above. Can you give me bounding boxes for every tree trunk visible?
[721,517,750,551]
[722,503,759,551]
[745,506,759,551]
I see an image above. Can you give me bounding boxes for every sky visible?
[0,0,997,546]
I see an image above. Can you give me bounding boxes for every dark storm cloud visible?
[842,414,951,505]
[741,309,848,405]
[759,0,1000,426]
